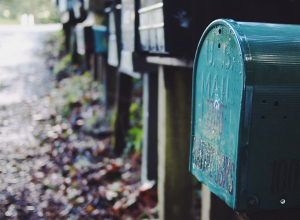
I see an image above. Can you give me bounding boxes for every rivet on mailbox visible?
[190,19,300,211]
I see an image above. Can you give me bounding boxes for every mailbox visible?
[138,0,200,56]
[75,14,95,55]
[58,0,73,13]
[119,0,156,76]
[190,19,300,211]
[92,25,108,54]
[107,1,121,67]
[83,0,106,13]
[72,0,88,21]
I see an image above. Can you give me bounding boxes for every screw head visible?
[247,198,257,208]
[280,199,286,205]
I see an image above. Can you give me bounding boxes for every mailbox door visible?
[190,21,245,209]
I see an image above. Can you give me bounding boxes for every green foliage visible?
[125,80,143,155]
[0,0,59,24]
[43,30,65,58]
[53,54,72,76]
[53,73,103,118]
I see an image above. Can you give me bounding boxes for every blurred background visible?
[0,0,59,25]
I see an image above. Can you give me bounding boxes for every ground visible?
[0,25,157,219]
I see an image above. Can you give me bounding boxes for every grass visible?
[0,18,19,25]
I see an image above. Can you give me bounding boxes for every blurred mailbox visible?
[138,0,197,56]
[92,25,108,54]
[120,0,156,76]
[190,19,300,211]
[83,0,106,12]
[119,0,137,75]
[75,24,95,55]
[58,0,73,13]
[107,2,121,67]
[107,10,119,66]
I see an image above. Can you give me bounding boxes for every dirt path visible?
[0,25,60,219]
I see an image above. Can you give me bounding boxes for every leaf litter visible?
[0,32,158,220]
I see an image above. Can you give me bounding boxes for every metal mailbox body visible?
[138,0,197,56]
[92,25,108,54]
[190,19,300,211]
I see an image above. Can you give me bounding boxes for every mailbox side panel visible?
[236,22,300,210]
[190,22,245,209]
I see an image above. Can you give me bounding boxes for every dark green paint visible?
[190,19,300,211]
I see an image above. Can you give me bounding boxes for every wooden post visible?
[101,60,117,111]
[141,72,158,182]
[157,65,195,220]
[97,55,104,83]
[201,185,240,220]
[90,54,98,81]
[63,23,72,53]
[113,72,133,156]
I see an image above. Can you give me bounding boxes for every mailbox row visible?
[55,0,300,215]
[56,0,300,76]
[56,0,205,65]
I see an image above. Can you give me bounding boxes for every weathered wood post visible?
[201,185,240,220]
[142,71,158,182]
[152,59,195,220]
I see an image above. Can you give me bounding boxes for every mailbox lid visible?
[190,19,246,210]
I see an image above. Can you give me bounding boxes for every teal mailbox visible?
[190,19,300,211]
[92,25,108,54]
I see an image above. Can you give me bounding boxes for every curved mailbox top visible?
[190,19,300,211]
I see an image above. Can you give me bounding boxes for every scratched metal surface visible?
[190,19,244,209]
[190,19,300,211]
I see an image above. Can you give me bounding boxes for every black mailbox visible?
[138,0,300,57]
[119,0,156,76]
[138,0,198,56]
